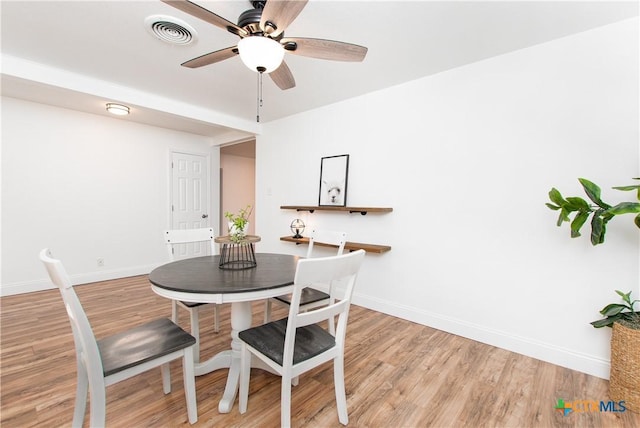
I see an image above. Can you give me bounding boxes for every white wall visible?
[1,97,220,295]
[255,18,639,378]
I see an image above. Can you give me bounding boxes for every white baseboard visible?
[353,292,611,380]
[0,264,160,297]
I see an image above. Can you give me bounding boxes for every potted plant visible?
[546,178,640,413]
[224,204,252,243]
[591,290,640,413]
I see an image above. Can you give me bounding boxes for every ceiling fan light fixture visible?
[106,103,130,116]
[237,36,284,73]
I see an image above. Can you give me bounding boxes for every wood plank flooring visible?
[1,275,638,427]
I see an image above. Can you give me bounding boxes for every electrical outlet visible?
[97,258,104,267]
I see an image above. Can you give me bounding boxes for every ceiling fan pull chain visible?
[256,68,266,123]
[256,71,260,123]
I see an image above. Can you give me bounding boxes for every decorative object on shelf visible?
[224,204,253,243]
[290,219,305,239]
[318,154,349,207]
[215,235,261,270]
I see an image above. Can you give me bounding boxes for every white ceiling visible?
[1,1,638,142]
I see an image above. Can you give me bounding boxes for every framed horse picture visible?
[318,154,349,207]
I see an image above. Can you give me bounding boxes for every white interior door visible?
[171,151,210,257]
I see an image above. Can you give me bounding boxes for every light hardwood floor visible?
[1,275,638,427]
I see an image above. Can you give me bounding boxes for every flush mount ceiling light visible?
[106,103,130,116]
[237,36,285,74]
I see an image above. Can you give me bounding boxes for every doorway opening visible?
[220,140,256,236]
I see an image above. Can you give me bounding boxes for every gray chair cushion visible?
[98,318,196,377]
[239,319,335,366]
[274,288,329,306]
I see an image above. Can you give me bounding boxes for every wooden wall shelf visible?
[280,236,391,254]
[280,205,393,215]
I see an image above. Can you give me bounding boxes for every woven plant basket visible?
[609,321,640,413]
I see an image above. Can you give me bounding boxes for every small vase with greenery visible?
[225,205,252,243]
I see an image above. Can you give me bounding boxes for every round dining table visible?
[149,252,299,413]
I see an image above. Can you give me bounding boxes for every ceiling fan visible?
[161,0,368,90]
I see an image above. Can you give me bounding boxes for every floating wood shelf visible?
[280,236,391,254]
[280,205,393,215]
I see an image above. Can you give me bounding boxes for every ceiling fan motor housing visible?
[238,4,280,38]
[238,8,262,33]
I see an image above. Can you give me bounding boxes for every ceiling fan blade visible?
[260,0,308,38]
[281,37,367,62]
[269,61,296,90]
[162,0,247,37]
[181,46,238,68]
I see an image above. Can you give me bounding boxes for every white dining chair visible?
[40,248,198,427]
[165,227,219,363]
[264,229,347,332]
[239,249,365,427]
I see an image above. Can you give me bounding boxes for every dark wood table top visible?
[149,253,299,294]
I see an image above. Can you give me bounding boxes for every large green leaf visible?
[546,203,560,211]
[591,315,628,328]
[590,210,605,245]
[612,184,640,191]
[590,317,617,328]
[570,211,590,237]
[598,214,613,244]
[615,289,631,300]
[548,188,567,207]
[557,208,570,226]
[566,197,591,211]
[635,213,640,229]
[606,202,640,215]
[600,303,628,317]
[579,178,611,209]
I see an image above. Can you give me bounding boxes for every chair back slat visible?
[296,299,349,328]
[306,230,347,258]
[164,228,215,260]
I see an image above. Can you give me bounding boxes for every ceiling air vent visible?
[145,15,197,45]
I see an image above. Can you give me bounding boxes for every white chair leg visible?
[334,356,348,425]
[264,299,272,324]
[281,374,292,428]
[161,362,172,394]
[88,380,107,428]
[72,361,89,428]
[183,347,198,424]
[171,300,178,323]
[213,304,220,333]
[189,307,200,363]
[239,343,251,414]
